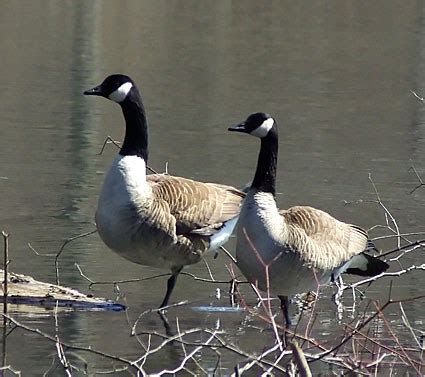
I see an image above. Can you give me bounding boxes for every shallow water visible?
[0,1,424,374]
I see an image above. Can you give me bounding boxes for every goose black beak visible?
[228,122,247,133]
[83,85,103,96]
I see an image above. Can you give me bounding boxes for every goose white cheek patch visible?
[109,82,133,102]
[250,118,274,138]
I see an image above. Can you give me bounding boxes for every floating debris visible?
[191,305,244,313]
[0,270,125,312]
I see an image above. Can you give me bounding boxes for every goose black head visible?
[228,112,276,138]
[84,74,135,103]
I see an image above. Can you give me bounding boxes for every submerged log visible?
[0,269,125,311]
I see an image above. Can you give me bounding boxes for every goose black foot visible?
[278,295,292,347]
[158,267,183,337]
[278,295,292,328]
[158,310,174,336]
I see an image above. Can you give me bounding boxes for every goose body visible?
[237,191,371,295]
[229,113,388,324]
[84,74,245,307]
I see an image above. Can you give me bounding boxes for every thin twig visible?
[2,231,9,312]
[341,264,425,291]
[409,162,425,194]
[2,231,9,373]
[311,294,425,364]
[291,341,312,377]
[379,239,425,258]
[55,229,98,285]
[75,263,161,289]
[131,301,189,336]
[219,246,237,264]
[98,135,158,174]
[1,313,145,374]
[399,302,422,349]
[76,262,242,290]
[54,302,72,376]
[0,365,21,376]
[411,89,424,102]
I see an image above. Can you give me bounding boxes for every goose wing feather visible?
[280,206,368,270]
[147,174,245,236]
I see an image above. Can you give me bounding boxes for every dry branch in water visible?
[410,161,425,194]
[2,153,424,374]
[411,89,425,103]
[2,231,9,314]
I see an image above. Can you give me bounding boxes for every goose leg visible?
[159,266,183,309]
[158,267,183,336]
[278,295,292,328]
[158,310,174,336]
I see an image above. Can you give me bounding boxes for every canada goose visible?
[84,74,245,309]
[228,112,389,326]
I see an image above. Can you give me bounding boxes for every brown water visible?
[0,1,424,375]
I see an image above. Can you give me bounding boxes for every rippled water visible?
[0,1,424,374]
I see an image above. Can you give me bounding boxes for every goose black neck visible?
[119,89,148,161]
[251,127,278,196]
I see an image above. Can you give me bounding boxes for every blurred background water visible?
[0,0,424,374]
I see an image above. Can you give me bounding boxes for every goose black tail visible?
[344,253,389,277]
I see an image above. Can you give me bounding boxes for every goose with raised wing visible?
[228,112,389,326]
[84,74,245,309]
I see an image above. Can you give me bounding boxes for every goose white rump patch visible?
[208,216,239,251]
[109,82,133,103]
[250,118,274,138]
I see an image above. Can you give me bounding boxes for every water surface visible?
[0,1,424,374]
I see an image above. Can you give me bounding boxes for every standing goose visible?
[84,74,245,309]
[228,112,389,326]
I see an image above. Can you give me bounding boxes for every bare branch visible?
[291,341,312,377]
[342,264,425,291]
[55,229,98,285]
[98,135,157,174]
[411,89,424,102]
[219,245,237,264]
[1,313,145,374]
[409,162,425,194]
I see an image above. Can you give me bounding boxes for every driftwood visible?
[0,269,124,311]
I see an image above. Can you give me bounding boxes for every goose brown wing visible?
[148,174,245,236]
[280,206,368,269]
